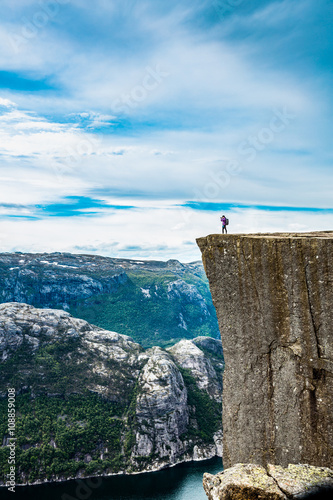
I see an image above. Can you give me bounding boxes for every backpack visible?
[226,218,229,225]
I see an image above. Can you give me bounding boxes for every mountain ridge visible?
[0,252,219,348]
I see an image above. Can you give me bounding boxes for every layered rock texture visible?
[203,463,333,500]
[0,303,223,485]
[197,232,333,469]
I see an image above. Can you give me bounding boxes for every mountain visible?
[0,253,219,348]
[0,303,223,485]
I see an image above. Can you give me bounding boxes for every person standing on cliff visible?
[221,215,227,234]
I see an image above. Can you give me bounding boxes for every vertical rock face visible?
[133,347,190,464]
[197,232,333,469]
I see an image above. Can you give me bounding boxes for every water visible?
[1,458,223,500]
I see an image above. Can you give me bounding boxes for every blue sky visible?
[0,0,332,261]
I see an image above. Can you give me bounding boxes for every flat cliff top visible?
[197,231,333,247]
[196,227,333,469]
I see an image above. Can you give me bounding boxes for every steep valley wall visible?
[0,303,223,484]
[197,232,333,469]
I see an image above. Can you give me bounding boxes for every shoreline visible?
[0,453,223,489]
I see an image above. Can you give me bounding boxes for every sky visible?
[0,0,332,262]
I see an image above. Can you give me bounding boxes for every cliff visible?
[0,303,223,485]
[0,253,219,348]
[197,232,333,469]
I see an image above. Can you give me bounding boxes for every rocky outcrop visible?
[203,463,333,500]
[197,232,333,469]
[167,337,223,402]
[133,347,190,468]
[0,303,223,484]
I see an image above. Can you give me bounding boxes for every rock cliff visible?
[197,232,333,469]
[0,303,223,485]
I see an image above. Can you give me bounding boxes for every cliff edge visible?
[197,232,333,469]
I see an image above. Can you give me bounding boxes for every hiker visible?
[221,215,228,234]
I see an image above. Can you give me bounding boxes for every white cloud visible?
[0,1,331,259]
[0,97,15,107]
[1,206,332,262]
[0,99,331,210]
[248,0,313,27]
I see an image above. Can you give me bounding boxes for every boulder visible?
[203,463,333,500]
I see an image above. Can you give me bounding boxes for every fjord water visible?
[2,458,222,500]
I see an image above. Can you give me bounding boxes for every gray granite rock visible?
[203,463,333,500]
[203,463,287,500]
[0,302,223,483]
[197,232,333,469]
[267,464,333,498]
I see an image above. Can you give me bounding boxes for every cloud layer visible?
[0,0,332,260]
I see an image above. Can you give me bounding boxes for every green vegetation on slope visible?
[0,321,222,483]
[0,371,221,482]
[69,273,219,348]
[0,254,220,349]
[0,393,130,482]
[179,368,222,443]
[1,338,94,395]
